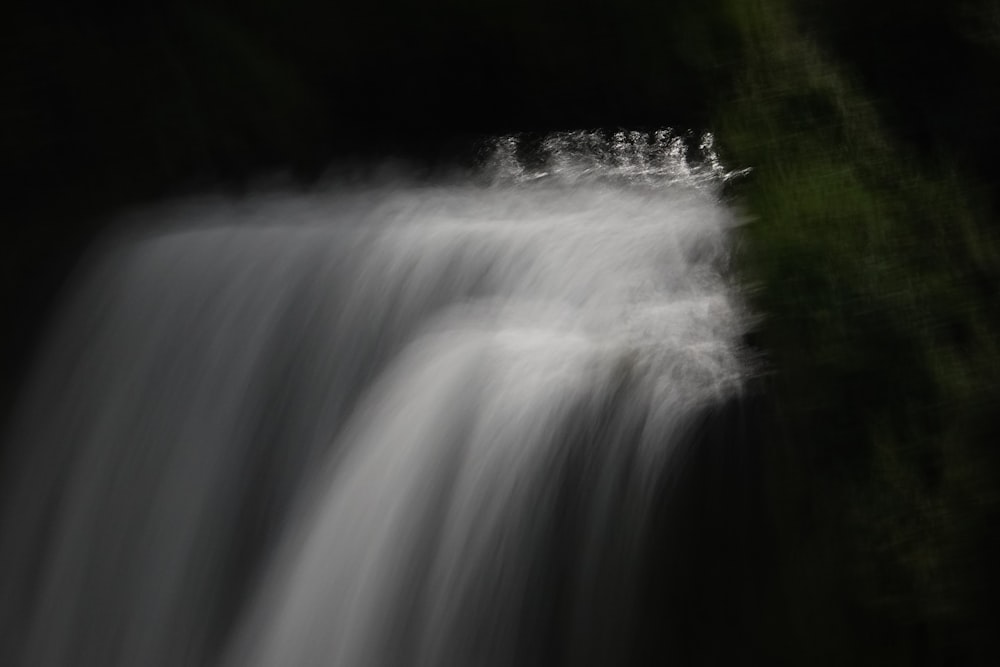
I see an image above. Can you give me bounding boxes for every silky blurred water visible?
[0,131,749,666]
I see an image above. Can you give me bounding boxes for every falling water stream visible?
[0,131,750,667]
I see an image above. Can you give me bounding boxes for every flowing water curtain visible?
[0,130,749,667]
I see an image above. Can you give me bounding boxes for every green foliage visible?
[714,1,1000,663]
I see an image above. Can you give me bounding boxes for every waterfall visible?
[0,131,750,667]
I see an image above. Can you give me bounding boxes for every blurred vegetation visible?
[714,1,1000,664]
[3,0,1000,664]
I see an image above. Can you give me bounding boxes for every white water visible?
[0,131,748,666]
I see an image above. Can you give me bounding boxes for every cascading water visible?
[0,131,751,667]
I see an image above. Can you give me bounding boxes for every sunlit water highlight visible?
[0,131,749,667]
